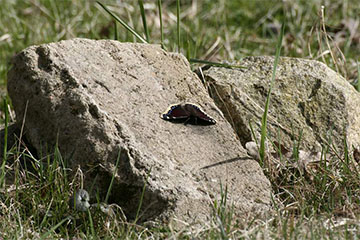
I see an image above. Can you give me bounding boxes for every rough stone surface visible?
[203,56,360,153]
[7,39,271,224]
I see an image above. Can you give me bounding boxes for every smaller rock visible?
[69,189,90,212]
[245,141,259,160]
[204,56,360,154]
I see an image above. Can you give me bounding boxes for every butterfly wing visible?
[184,103,216,124]
[161,104,190,120]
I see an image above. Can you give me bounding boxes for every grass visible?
[96,1,148,43]
[1,0,360,238]
[0,98,8,187]
[259,22,285,166]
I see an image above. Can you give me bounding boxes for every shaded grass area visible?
[1,0,360,238]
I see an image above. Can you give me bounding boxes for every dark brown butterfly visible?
[161,103,216,125]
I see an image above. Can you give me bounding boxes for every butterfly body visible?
[161,103,216,125]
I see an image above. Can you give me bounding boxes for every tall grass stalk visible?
[249,120,258,145]
[54,136,68,186]
[105,149,121,203]
[133,169,152,225]
[138,0,150,42]
[259,22,285,165]
[320,6,338,72]
[96,1,148,44]
[176,0,180,52]
[357,61,360,92]
[114,21,118,40]
[0,98,8,187]
[157,0,165,49]
[88,210,96,238]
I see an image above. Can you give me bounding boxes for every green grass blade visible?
[157,0,165,50]
[357,61,360,92]
[259,22,285,165]
[0,97,8,187]
[114,21,118,40]
[343,130,350,171]
[88,209,96,238]
[186,36,190,60]
[39,199,53,229]
[249,120,258,145]
[96,1,148,43]
[190,58,246,69]
[176,0,180,52]
[39,216,71,240]
[133,168,152,224]
[138,0,150,42]
[105,149,121,203]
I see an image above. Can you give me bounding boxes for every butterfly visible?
[161,103,216,125]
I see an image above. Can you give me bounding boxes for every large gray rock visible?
[7,39,271,224]
[203,56,360,153]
